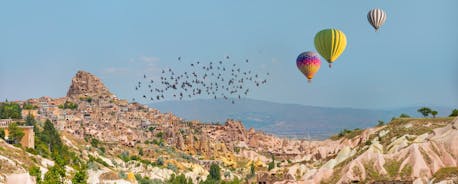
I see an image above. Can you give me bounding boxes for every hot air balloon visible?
[367,8,387,31]
[296,51,321,83]
[314,29,347,68]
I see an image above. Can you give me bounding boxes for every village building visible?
[0,119,35,149]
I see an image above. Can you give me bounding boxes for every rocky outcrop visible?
[66,70,113,98]
[314,117,458,184]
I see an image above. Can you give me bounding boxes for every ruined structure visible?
[0,119,34,149]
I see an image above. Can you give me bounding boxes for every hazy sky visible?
[1,1,457,109]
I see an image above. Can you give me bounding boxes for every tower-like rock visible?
[66,70,113,98]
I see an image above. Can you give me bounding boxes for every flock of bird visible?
[134,56,270,104]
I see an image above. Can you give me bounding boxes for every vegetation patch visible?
[378,118,452,149]
[419,147,432,165]
[58,101,78,110]
[433,167,458,181]
[330,128,364,140]
[364,161,386,181]
[99,171,120,180]
[400,164,412,179]
[384,159,401,177]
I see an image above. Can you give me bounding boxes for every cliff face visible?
[66,70,113,98]
[305,118,458,184]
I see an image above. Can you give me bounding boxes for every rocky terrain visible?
[0,70,457,184]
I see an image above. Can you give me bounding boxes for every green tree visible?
[8,122,25,145]
[41,119,63,153]
[0,128,4,139]
[72,164,88,184]
[90,138,100,148]
[148,126,155,132]
[167,163,178,172]
[25,114,37,126]
[268,155,275,171]
[417,107,432,117]
[0,102,22,119]
[250,162,256,177]
[209,163,221,181]
[39,119,74,166]
[431,111,438,118]
[29,166,42,184]
[43,165,65,184]
[58,101,78,110]
[377,120,385,126]
[23,103,37,110]
[168,174,193,184]
[449,109,458,117]
[399,113,410,118]
[156,157,164,166]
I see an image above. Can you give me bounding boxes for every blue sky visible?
[1,1,457,109]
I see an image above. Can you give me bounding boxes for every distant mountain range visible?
[150,98,454,139]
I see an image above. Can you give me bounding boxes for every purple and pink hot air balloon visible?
[296,51,321,83]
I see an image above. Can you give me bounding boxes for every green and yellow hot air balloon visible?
[314,29,347,68]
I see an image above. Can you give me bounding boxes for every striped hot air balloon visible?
[296,51,321,83]
[314,29,347,68]
[367,8,387,31]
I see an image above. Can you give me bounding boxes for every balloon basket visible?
[307,79,312,83]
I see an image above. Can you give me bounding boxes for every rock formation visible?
[66,70,113,98]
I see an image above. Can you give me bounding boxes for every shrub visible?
[168,174,192,184]
[268,155,275,171]
[384,159,401,177]
[148,126,156,132]
[431,111,438,118]
[0,128,4,139]
[118,171,127,179]
[234,147,240,154]
[399,113,410,118]
[89,155,109,168]
[119,151,130,162]
[167,163,178,172]
[433,167,458,181]
[450,109,458,117]
[23,103,38,110]
[417,107,432,117]
[0,102,22,119]
[138,147,144,156]
[29,166,41,183]
[209,163,221,181]
[8,122,25,145]
[156,157,164,166]
[43,164,65,184]
[58,101,78,110]
[72,165,88,184]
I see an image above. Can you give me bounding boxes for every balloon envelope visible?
[314,29,347,67]
[367,8,387,31]
[296,51,321,82]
